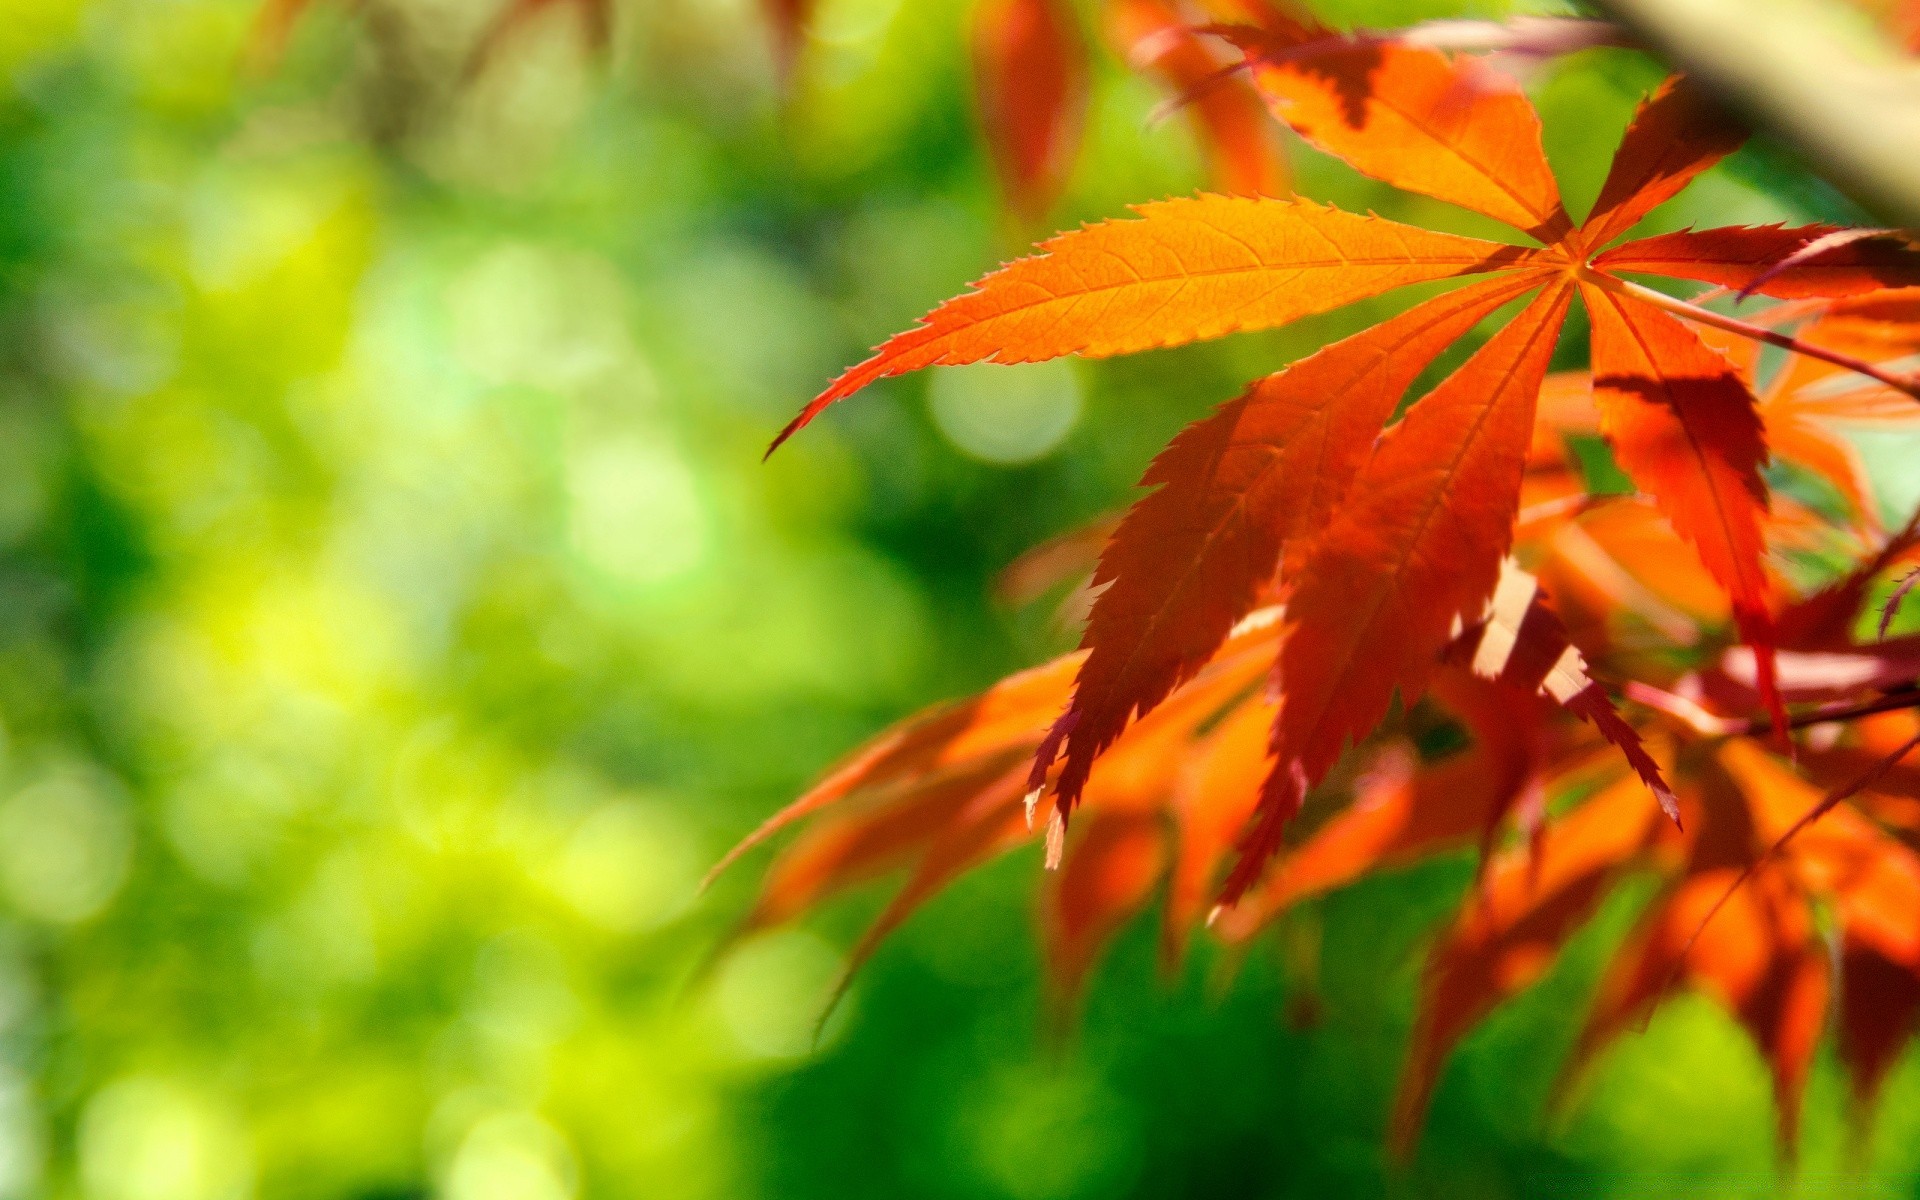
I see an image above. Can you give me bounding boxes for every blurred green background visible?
[0,0,1917,1196]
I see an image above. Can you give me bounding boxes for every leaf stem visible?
[1578,269,1920,402]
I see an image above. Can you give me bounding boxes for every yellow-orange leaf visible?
[771,196,1534,451]
[1244,39,1569,240]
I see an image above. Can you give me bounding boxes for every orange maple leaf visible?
[728,14,1920,1159]
[1107,0,1291,197]
[974,0,1090,220]
[772,55,1920,898]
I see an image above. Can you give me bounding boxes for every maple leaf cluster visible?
[720,5,1920,1154]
